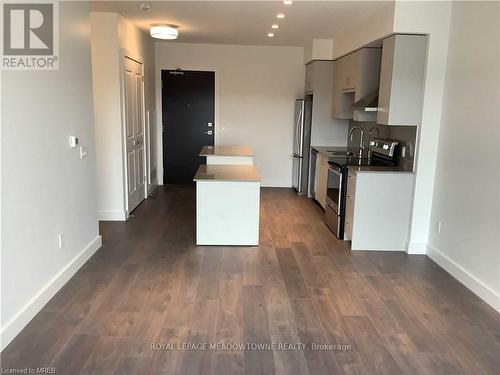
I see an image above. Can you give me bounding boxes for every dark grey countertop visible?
[311,145,414,173]
[200,145,253,157]
[193,164,261,182]
[348,163,414,174]
[311,146,361,155]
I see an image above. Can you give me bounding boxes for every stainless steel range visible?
[324,139,399,239]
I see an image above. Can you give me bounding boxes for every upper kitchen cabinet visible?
[304,60,345,146]
[305,60,333,94]
[377,34,428,126]
[332,48,381,120]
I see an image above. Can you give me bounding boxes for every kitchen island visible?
[200,145,254,165]
[193,164,260,246]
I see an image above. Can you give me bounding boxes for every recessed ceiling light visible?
[267,32,274,38]
[150,25,178,40]
[284,0,293,5]
[272,24,279,29]
[276,13,285,19]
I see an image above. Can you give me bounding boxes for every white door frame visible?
[155,66,219,185]
[119,49,148,217]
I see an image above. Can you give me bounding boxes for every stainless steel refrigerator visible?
[292,95,312,195]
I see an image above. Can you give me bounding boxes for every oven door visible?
[326,165,344,215]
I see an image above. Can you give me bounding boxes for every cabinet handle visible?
[347,194,353,199]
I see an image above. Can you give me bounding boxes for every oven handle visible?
[328,166,342,176]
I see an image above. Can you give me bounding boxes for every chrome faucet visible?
[349,126,364,155]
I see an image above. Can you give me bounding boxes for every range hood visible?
[351,91,378,112]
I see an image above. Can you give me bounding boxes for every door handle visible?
[204,130,213,135]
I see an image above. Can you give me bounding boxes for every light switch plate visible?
[69,136,79,148]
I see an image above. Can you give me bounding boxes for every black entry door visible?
[162,70,215,184]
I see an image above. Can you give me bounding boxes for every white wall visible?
[1,2,101,349]
[427,1,500,312]
[91,13,124,220]
[392,1,453,254]
[91,13,155,220]
[155,42,305,187]
[333,3,395,59]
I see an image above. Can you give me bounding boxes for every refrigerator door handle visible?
[295,107,304,157]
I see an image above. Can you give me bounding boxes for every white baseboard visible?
[98,210,126,221]
[427,244,500,313]
[260,181,292,188]
[0,235,102,351]
[406,241,427,254]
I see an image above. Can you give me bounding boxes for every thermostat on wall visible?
[69,136,79,148]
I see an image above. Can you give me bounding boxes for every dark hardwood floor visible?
[2,186,499,374]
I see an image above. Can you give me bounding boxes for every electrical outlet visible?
[438,221,442,234]
[58,233,64,248]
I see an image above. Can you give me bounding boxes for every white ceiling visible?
[90,1,393,47]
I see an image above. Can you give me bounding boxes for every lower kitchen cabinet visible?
[344,169,357,240]
[345,170,414,251]
[314,152,329,208]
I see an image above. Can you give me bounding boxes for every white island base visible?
[194,165,260,246]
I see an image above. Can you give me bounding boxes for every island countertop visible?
[193,164,261,182]
[199,145,253,157]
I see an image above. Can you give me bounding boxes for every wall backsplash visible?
[347,120,417,165]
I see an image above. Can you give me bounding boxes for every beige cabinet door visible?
[124,57,146,213]
[305,63,314,93]
[332,59,353,119]
[377,35,427,126]
[314,153,328,208]
[344,170,356,240]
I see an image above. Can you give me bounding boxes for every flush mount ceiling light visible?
[150,25,178,40]
[267,32,274,37]
[276,13,285,19]
[284,0,293,5]
[272,24,279,29]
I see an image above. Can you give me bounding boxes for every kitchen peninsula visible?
[194,145,260,246]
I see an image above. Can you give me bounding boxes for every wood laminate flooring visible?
[2,186,499,374]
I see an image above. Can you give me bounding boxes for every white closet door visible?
[124,57,146,213]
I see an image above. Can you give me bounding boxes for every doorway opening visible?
[161,70,215,184]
